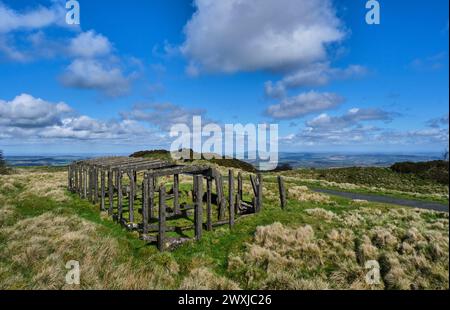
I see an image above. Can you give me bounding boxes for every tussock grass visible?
[0,167,448,290]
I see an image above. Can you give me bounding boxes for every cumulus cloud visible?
[278,107,446,147]
[68,30,112,58]
[181,0,345,74]
[0,93,155,142]
[122,102,209,131]
[0,1,66,33]
[60,59,131,97]
[265,91,344,120]
[306,108,397,129]
[0,93,72,128]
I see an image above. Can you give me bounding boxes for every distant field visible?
[0,165,448,290]
[281,166,449,204]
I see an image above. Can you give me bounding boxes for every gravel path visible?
[312,188,449,213]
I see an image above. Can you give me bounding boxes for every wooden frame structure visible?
[68,157,264,251]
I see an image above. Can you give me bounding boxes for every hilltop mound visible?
[391,160,449,185]
[129,149,256,172]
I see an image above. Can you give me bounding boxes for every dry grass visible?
[288,185,331,204]
[229,206,449,290]
[180,267,240,290]
[0,212,181,289]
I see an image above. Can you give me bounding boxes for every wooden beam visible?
[277,176,287,210]
[228,170,235,228]
[206,177,212,231]
[256,173,263,213]
[117,171,123,221]
[127,170,135,223]
[142,174,149,234]
[173,174,179,215]
[108,169,114,216]
[100,170,106,211]
[194,175,203,241]
[158,184,166,251]
[148,177,154,220]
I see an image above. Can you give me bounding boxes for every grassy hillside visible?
[130,149,257,172]
[281,166,449,204]
[0,165,448,289]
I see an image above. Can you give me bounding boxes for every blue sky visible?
[0,0,448,155]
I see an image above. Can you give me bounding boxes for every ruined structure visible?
[68,157,263,250]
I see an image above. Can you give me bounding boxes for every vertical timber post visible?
[117,170,123,221]
[142,173,149,234]
[108,169,114,215]
[148,176,154,220]
[100,169,105,211]
[256,173,263,213]
[158,184,166,251]
[128,170,135,223]
[206,177,212,231]
[194,175,203,241]
[173,174,179,215]
[228,170,235,227]
[277,176,287,210]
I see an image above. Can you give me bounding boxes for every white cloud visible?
[0,1,66,33]
[68,30,112,58]
[0,93,72,128]
[181,0,345,74]
[0,93,157,142]
[265,91,344,120]
[60,59,131,97]
[306,108,397,129]
[122,102,209,131]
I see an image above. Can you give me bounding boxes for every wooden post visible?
[67,165,72,191]
[74,165,78,192]
[83,167,87,199]
[194,175,203,241]
[228,170,235,227]
[237,172,242,215]
[89,167,94,202]
[277,176,287,210]
[142,174,149,234]
[94,167,99,204]
[108,169,114,215]
[128,170,135,223]
[250,174,258,196]
[100,170,105,211]
[173,174,179,215]
[206,177,212,231]
[158,184,166,251]
[215,172,226,220]
[117,171,123,221]
[256,173,263,213]
[148,176,154,220]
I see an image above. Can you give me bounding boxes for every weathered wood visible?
[173,174,179,215]
[100,170,106,211]
[237,172,243,213]
[148,177,154,219]
[108,169,114,215]
[194,175,203,241]
[206,177,212,231]
[94,167,99,204]
[142,174,149,234]
[214,171,226,220]
[158,184,166,251]
[117,171,123,221]
[228,170,235,227]
[256,173,263,213]
[250,174,258,196]
[83,167,87,199]
[277,176,287,210]
[127,170,135,223]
